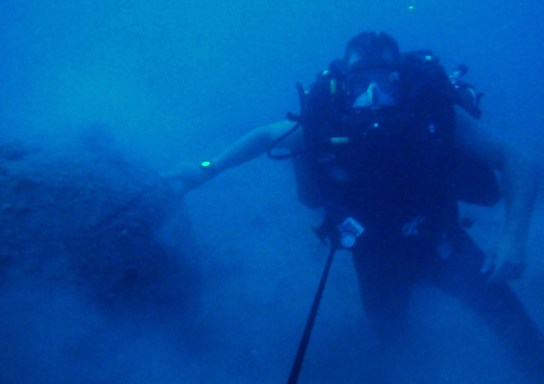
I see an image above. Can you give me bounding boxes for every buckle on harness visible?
[337,217,365,248]
[313,215,365,249]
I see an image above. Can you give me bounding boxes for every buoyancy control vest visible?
[271,51,501,225]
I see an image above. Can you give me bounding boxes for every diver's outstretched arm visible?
[171,119,296,192]
[210,119,295,173]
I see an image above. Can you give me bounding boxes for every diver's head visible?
[344,32,401,108]
[344,31,400,71]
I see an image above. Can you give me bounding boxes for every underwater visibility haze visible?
[0,1,543,383]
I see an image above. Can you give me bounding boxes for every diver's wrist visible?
[199,160,218,178]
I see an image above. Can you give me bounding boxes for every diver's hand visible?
[481,237,527,284]
[162,161,214,195]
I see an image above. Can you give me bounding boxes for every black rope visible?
[286,243,338,384]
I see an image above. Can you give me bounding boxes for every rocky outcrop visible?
[0,138,201,320]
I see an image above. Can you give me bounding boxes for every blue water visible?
[0,1,543,383]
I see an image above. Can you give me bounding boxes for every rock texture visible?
[0,138,201,319]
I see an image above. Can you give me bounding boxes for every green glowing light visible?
[408,4,415,11]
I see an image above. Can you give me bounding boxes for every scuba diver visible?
[171,32,543,381]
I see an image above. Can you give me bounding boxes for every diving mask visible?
[349,69,400,108]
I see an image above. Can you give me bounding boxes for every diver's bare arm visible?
[210,120,295,173]
[455,108,538,242]
[499,150,539,247]
[172,120,296,190]
[455,107,539,280]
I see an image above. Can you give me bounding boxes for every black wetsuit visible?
[298,58,544,381]
[318,130,544,381]
[350,217,544,381]
[325,138,544,381]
